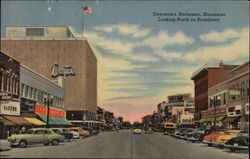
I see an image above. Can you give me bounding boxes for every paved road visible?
[0,130,249,158]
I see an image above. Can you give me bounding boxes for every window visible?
[26,28,44,36]
[34,130,44,134]
[26,130,34,134]
[24,85,28,98]
[247,80,249,96]
[236,110,241,115]
[44,130,52,134]
[228,107,235,112]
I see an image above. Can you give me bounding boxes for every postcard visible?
[0,0,249,158]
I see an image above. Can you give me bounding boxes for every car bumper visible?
[224,144,249,150]
[202,141,215,145]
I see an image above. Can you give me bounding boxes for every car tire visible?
[218,145,224,149]
[19,140,27,148]
[51,139,59,145]
[230,147,236,152]
[44,142,50,146]
[208,143,213,147]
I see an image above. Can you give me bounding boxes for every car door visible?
[44,130,53,143]
[33,130,45,143]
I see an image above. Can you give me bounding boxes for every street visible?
[0,130,248,159]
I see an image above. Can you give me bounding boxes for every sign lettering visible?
[51,64,76,78]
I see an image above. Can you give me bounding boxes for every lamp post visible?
[44,94,54,128]
[214,95,221,131]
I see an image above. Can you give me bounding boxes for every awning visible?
[3,116,32,125]
[223,116,241,123]
[199,116,226,123]
[23,117,46,125]
[37,115,72,125]
[2,118,16,126]
[70,120,103,124]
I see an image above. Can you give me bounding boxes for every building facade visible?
[191,62,238,123]
[1,26,97,122]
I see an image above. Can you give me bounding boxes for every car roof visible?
[226,130,241,133]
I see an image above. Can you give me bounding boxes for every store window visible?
[24,85,29,98]
[228,107,235,112]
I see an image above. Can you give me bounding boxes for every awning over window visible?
[3,116,32,125]
[23,117,46,125]
[37,115,72,126]
[223,116,241,123]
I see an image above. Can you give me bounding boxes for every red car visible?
[202,129,227,146]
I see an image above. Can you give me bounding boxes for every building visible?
[0,51,71,139]
[1,26,97,123]
[201,81,228,129]
[191,61,238,123]
[226,61,249,130]
[163,94,195,126]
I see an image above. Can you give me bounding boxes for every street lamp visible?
[214,95,221,131]
[44,94,54,128]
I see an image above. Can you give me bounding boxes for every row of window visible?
[0,69,19,96]
[3,105,18,112]
[21,84,64,108]
[229,80,249,101]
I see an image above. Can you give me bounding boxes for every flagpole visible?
[82,6,84,37]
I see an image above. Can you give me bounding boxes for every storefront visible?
[35,105,72,127]
[199,107,227,129]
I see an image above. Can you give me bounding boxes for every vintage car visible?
[186,130,206,142]
[68,127,89,138]
[81,127,99,135]
[202,129,226,146]
[215,130,245,148]
[145,127,153,134]
[133,128,142,134]
[8,128,65,148]
[0,139,12,151]
[224,135,249,152]
[50,128,74,142]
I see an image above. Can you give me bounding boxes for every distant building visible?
[1,26,97,123]
[191,61,238,123]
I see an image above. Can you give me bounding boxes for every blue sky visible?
[1,0,249,122]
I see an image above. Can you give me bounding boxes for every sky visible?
[1,0,249,122]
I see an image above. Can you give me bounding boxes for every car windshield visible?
[224,132,238,135]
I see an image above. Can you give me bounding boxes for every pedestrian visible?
[21,126,26,134]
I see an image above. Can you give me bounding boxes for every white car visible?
[70,131,80,139]
[0,139,12,151]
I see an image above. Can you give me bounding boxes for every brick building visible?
[191,61,238,122]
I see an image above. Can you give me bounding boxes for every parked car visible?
[81,127,99,136]
[70,130,80,139]
[186,130,206,142]
[215,130,244,148]
[68,127,89,138]
[145,127,153,134]
[224,135,249,152]
[179,129,195,139]
[133,128,142,134]
[0,139,12,151]
[8,128,65,148]
[202,129,227,146]
[50,128,73,142]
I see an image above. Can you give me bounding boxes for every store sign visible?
[201,107,227,118]
[51,64,75,78]
[0,101,20,116]
[49,108,65,117]
[0,92,11,100]
[229,90,240,95]
[35,105,65,117]
[35,105,47,115]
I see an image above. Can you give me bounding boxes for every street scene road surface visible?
[1,130,248,159]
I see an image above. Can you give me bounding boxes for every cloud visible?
[130,53,159,62]
[150,28,249,63]
[94,24,151,38]
[144,30,195,49]
[200,28,240,42]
